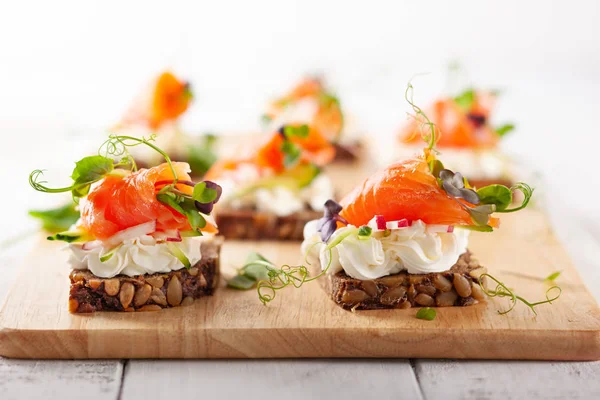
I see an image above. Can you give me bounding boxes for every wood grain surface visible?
[0,209,599,360]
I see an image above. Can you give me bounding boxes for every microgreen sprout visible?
[316,199,348,242]
[30,134,222,238]
[254,246,335,305]
[416,307,437,321]
[479,273,561,315]
[405,82,438,150]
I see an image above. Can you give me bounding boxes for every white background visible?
[0,0,599,230]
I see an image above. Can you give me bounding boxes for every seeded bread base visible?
[68,238,222,313]
[316,251,487,310]
[215,209,322,241]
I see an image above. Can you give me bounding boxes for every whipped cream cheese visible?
[394,145,509,180]
[68,235,203,278]
[267,98,319,131]
[302,219,469,279]
[218,167,334,217]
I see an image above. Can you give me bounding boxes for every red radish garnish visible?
[397,219,409,228]
[166,231,182,242]
[447,226,454,233]
[82,240,103,250]
[375,215,386,230]
[103,220,156,248]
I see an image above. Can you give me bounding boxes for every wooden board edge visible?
[2,326,599,360]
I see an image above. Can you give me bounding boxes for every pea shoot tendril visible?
[480,273,562,315]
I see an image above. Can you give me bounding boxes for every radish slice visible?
[82,240,103,250]
[375,215,386,230]
[395,219,410,228]
[166,231,182,242]
[103,220,156,248]
[447,226,455,233]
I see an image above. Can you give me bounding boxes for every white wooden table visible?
[2,72,600,398]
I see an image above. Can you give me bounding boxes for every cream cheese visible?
[302,219,470,279]
[68,235,203,278]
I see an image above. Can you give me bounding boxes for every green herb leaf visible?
[502,182,534,213]
[358,225,372,238]
[416,307,437,321]
[227,275,257,290]
[545,271,561,282]
[477,185,513,212]
[185,209,206,230]
[157,193,186,215]
[454,89,475,111]
[71,155,114,197]
[457,225,494,232]
[283,124,310,138]
[47,230,92,243]
[428,159,445,178]
[166,242,191,269]
[187,137,218,176]
[192,182,218,203]
[29,203,79,233]
[227,253,273,290]
[281,141,302,168]
[495,123,515,137]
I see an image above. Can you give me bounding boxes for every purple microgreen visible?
[467,113,486,127]
[440,169,480,204]
[317,199,347,242]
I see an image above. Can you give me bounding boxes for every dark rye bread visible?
[333,141,363,162]
[215,208,321,241]
[68,238,222,313]
[316,251,488,310]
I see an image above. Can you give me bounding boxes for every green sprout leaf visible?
[358,225,372,238]
[416,307,437,321]
[187,134,218,176]
[545,271,562,282]
[283,124,310,138]
[428,159,445,179]
[477,185,513,212]
[480,273,562,315]
[454,89,475,111]
[47,230,92,243]
[228,275,257,290]
[502,183,534,213]
[495,123,515,137]
[28,203,80,233]
[281,140,302,168]
[227,252,273,290]
[192,182,218,203]
[166,242,191,269]
[185,209,206,231]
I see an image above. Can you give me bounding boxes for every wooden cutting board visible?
[0,209,599,360]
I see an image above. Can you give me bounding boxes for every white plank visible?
[122,360,423,400]
[415,360,600,400]
[0,359,124,400]
[0,234,125,400]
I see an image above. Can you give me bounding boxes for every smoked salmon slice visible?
[401,94,499,149]
[117,71,193,130]
[80,162,215,240]
[339,153,499,228]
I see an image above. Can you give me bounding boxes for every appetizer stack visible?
[206,125,335,240]
[30,136,223,313]
[115,71,217,177]
[263,77,361,162]
[398,88,514,187]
